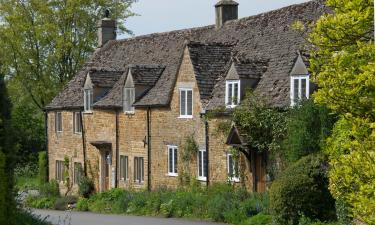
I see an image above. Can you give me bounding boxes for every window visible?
[55,160,65,182]
[225,80,240,108]
[84,88,93,112]
[197,149,207,181]
[179,88,193,118]
[227,153,239,182]
[120,155,128,181]
[55,112,62,132]
[123,87,135,113]
[73,112,82,134]
[134,157,144,183]
[168,146,178,176]
[290,75,309,106]
[73,162,82,184]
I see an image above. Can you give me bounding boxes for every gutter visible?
[146,107,152,191]
[44,111,49,180]
[79,111,88,176]
[115,110,120,188]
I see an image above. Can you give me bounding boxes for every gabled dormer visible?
[84,73,94,113]
[290,53,310,106]
[83,70,123,112]
[122,65,165,114]
[224,59,267,108]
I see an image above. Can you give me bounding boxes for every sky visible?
[121,0,310,38]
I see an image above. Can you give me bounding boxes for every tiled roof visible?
[46,0,327,110]
[89,70,123,88]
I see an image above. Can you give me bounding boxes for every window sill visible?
[226,105,238,109]
[56,131,63,134]
[197,176,207,181]
[83,111,93,114]
[74,132,82,135]
[228,177,240,183]
[134,181,144,185]
[167,173,178,177]
[178,115,193,119]
[124,111,135,115]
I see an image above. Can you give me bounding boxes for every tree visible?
[309,0,374,223]
[0,0,136,110]
[0,71,15,224]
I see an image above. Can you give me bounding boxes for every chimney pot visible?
[215,0,239,29]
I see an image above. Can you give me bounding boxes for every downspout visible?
[44,111,49,180]
[205,119,209,187]
[79,111,87,177]
[147,107,152,191]
[115,110,119,188]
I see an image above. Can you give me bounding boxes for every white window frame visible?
[123,87,135,114]
[55,112,62,133]
[167,145,178,176]
[179,88,193,118]
[290,75,310,106]
[73,162,82,185]
[227,153,240,182]
[225,80,241,108]
[73,112,82,134]
[134,157,144,184]
[55,160,65,182]
[120,155,129,181]
[197,149,207,181]
[84,88,93,113]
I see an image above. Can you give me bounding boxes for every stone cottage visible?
[45,0,326,193]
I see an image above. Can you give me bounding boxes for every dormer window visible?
[123,87,135,113]
[290,75,309,106]
[225,80,240,108]
[84,88,93,112]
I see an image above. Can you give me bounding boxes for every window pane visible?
[301,79,307,99]
[228,84,232,105]
[134,157,137,181]
[89,90,93,110]
[140,158,144,182]
[233,83,238,105]
[187,90,192,116]
[174,148,178,173]
[180,90,186,115]
[198,151,202,177]
[169,148,173,173]
[228,155,233,176]
[203,151,207,177]
[293,79,299,102]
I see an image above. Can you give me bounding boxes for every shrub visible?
[15,209,51,225]
[39,180,59,197]
[78,175,94,198]
[0,151,9,224]
[244,213,272,225]
[37,151,47,186]
[298,215,339,225]
[54,196,78,210]
[76,197,89,211]
[269,154,336,225]
[26,196,55,209]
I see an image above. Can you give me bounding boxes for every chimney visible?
[215,0,239,29]
[97,9,116,47]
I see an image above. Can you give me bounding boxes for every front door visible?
[101,151,111,191]
[255,153,266,192]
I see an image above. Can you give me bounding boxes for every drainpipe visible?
[147,107,152,191]
[44,111,49,180]
[115,110,119,188]
[79,111,87,176]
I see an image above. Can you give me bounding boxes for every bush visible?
[76,198,89,211]
[15,209,51,225]
[39,180,59,197]
[78,175,94,198]
[244,213,272,225]
[269,154,336,225]
[38,151,47,186]
[26,196,55,209]
[0,151,9,224]
[298,215,339,225]
[54,196,78,210]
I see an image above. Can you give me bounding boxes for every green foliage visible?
[38,151,47,185]
[335,198,353,225]
[26,196,56,209]
[76,183,270,224]
[39,180,60,198]
[283,100,336,163]
[179,135,199,186]
[325,117,374,224]
[298,215,339,225]
[244,213,272,225]
[269,154,336,225]
[0,151,8,225]
[309,1,374,222]
[78,175,94,198]
[233,91,286,153]
[76,197,89,211]
[15,209,51,225]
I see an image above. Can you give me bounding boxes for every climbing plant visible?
[179,135,199,187]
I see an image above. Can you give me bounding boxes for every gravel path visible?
[32,209,227,225]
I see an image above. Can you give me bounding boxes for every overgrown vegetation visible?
[76,183,270,225]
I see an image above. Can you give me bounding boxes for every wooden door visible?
[255,153,266,192]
